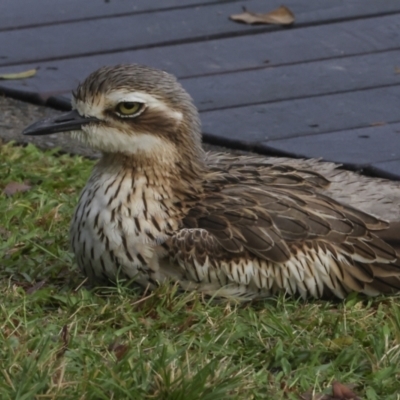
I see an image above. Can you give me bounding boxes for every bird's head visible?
[23,64,203,163]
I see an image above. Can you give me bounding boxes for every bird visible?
[22,64,400,301]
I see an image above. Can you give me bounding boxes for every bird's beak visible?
[22,109,99,136]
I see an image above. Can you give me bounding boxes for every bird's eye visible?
[116,102,143,116]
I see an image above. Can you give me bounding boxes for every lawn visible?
[1,141,400,399]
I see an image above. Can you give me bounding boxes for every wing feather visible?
[167,158,400,299]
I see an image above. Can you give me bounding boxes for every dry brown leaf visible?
[61,325,69,347]
[300,381,361,400]
[6,242,25,257]
[3,181,32,196]
[108,341,130,361]
[57,325,70,358]
[114,344,129,360]
[26,280,46,295]
[230,6,295,26]
[332,381,360,399]
[395,67,400,74]
[0,68,37,80]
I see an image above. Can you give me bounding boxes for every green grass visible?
[1,141,400,399]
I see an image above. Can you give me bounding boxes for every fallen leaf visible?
[300,381,361,400]
[61,325,69,347]
[3,181,32,196]
[5,242,25,257]
[370,121,386,127]
[332,381,360,399]
[230,6,295,26]
[57,325,69,358]
[108,341,129,361]
[0,68,37,80]
[13,281,31,291]
[26,280,46,295]
[395,67,400,74]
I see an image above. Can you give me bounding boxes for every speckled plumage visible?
[28,64,400,300]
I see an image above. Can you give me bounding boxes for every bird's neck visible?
[96,150,206,202]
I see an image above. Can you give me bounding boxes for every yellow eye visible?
[116,102,143,116]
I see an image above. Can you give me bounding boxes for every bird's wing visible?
[168,169,400,299]
[375,222,400,254]
[206,152,400,223]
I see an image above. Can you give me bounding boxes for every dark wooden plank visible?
[184,50,400,111]
[0,0,240,31]
[1,14,400,99]
[1,0,400,67]
[3,49,399,111]
[368,160,400,181]
[201,85,400,143]
[260,123,400,168]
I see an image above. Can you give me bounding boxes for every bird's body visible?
[71,152,186,290]
[23,64,400,300]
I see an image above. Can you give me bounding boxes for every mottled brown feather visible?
[169,160,400,298]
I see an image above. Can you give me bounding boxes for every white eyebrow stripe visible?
[108,90,166,110]
[108,91,153,104]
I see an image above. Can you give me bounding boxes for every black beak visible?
[22,109,99,136]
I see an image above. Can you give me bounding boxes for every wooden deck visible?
[1,0,400,179]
